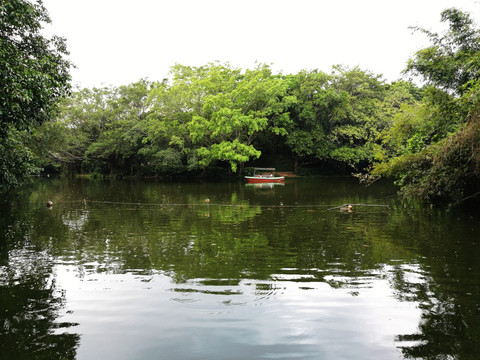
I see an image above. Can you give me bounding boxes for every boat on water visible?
[245,167,285,183]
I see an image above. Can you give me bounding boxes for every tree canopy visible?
[34,63,400,178]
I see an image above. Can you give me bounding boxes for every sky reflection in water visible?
[54,265,421,360]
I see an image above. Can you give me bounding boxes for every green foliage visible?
[285,66,393,171]
[40,62,423,178]
[371,8,480,205]
[38,81,154,175]
[84,80,153,175]
[285,70,338,169]
[0,126,39,190]
[406,8,480,95]
[197,140,261,172]
[139,62,295,173]
[138,147,186,176]
[0,0,72,189]
[374,113,480,203]
[0,0,71,135]
[183,63,293,171]
[45,87,116,173]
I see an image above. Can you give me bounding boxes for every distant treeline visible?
[34,64,421,177]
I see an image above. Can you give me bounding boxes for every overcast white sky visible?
[41,0,480,88]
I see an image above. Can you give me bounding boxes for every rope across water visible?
[73,200,390,210]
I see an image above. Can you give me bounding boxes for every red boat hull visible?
[245,176,285,183]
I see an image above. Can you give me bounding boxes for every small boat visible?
[245,167,285,183]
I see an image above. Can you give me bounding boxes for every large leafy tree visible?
[285,70,348,172]
[35,82,154,176]
[37,87,115,174]
[188,63,294,172]
[372,8,480,204]
[285,67,391,173]
[406,8,480,96]
[140,64,214,175]
[85,80,153,175]
[0,0,71,188]
[328,66,388,166]
[144,62,294,173]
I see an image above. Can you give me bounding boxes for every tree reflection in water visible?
[386,204,480,359]
[394,266,480,358]
[0,194,80,360]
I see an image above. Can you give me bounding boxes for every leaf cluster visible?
[0,0,72,136]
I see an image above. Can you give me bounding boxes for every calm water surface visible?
[1,177,480,359]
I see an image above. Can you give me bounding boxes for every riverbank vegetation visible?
[370,8,480,205]
[1,2,479,206]
[34,64,415,178]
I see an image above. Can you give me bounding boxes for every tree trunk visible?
[293,154,300,174]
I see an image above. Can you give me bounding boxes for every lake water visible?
[1,177,480,359]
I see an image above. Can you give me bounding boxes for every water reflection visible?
[0,191,80,359]
[63,209,89,231]
[0,257,80,359]
[1,178,480,359]
[245,182,285,190]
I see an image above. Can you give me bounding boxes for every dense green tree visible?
[285,67,394,173]
[186,63,294,172]
[0,0,71,189]
[36,87,116,174]
[0,0,71,134]
[371,8,480,204]
[140,64,234,175]
[406,8,480,96]
[0,126,38,190]
[85,80,153,175]
[34,81,155,176]
[143,63,295,174]
[328,66,387,166]
[285,70,347,172]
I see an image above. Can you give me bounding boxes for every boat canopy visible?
[253,167,275,171]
